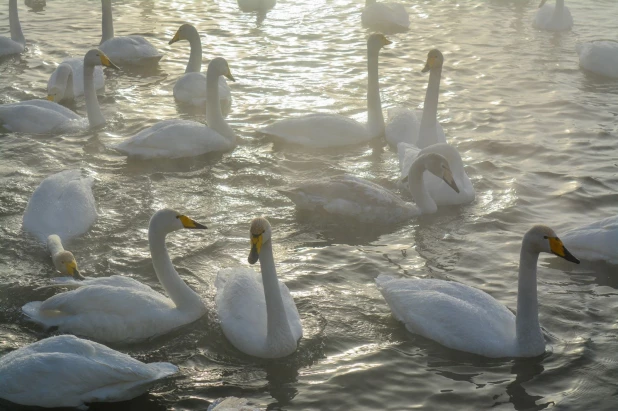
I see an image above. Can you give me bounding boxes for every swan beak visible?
[422,57,434,73]
[100,53,119,70]
[225,70,235,82]
[248,234,262,265]
[538,0,547,8]
[442,168,460,193]
[178,215,208,230]
[549,237,580,264]
[169,32,180,45]
[384,38,392,46]
[65,260,85,280]
[47,95,55,102]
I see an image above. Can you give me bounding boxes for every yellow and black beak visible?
[178,215,208,230]
[169,31,180,45]
[248,234,263,265]
[225,69,235,82]
[442,168,460,194]
[548,237,580,264]
[100,53,119,70]
[65,260,85,280]
[422,56,435,73]
[47,95,55,102]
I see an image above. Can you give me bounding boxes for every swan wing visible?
[362,3,410,32]
[577,41,618,79]
[48,58,105,97]
[562,216,618,264]
[48,275,155,292]
[0,37,24,57]
[0,101,83,134]
[173,73,232,113]
[533,4,573,31]
[99,36,162,65]
[386,107,421,147]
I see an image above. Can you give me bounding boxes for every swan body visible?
[22,209,208,344]
[169,23,232,112]
[386,49,447,148]
[576,41,618,79]
[98,0,162,66]
[114,58,236,159]
[237,0,276,13]
[0,335,177,409]
[533,0,572,32]
[361,0,410,34]
[216,217,302,358]
[376,225,580,357]
[398,142,475,206]
[22,170,96,244]
[562,216,618,264]
[259,34,391,148]
[0,0,25,57]
[280,153,460,224]
[0,49,117,133]
[48,58,105,103]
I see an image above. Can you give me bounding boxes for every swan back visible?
[577,41,618,79]
[533,0,573,31]
[48,58,106,100]
[562,216,618,264]
[361,1,410,33]
[47,63,74,103]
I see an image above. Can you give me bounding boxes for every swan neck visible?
[554,0,565,15]
[516,246,542,347]
[185,30,203,73]
[408,158,437,214]
[83,63,105,128]
[418,66,442,149]
[366,47,384,138]
[206,65,234,141]
[101,0,114,44]
[9,0,25,45]
[47,235,64,256]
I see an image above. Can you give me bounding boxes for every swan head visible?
[52,250,85,280]
[84,49,119,70]
[419,152,460,193]
[207,57,235,82]
[367,33,392,51]
[523,225,580,263]
[422,49,444,73]
[47,63,74,103]
[168,23,198,45]
[149,208,208,234]
[248,217,272,265]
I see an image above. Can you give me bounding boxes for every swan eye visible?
[543,236,548,239]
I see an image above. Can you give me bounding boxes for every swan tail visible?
[22,301,62,329]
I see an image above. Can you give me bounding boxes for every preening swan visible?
[114,57,236,159]
[533,0,573,32]
[259,33,391,148]
[0,0,25,57]
[47,234,85,279]
[398,142,475,206]
[168,23,232,113]
[562,216,618,264]
[576,41,618,79]
[47,58,105,103]
[386,49,446,148]
[22,169,96,244]
[98,0,162,66]
[0,49,118,134]
[279,153,460,224]
[361,0,410,34]
[237,0,276,13]
[22,209,208,344]
[376,225,580,358]
[216,217,302,358]
[0,335,177,409]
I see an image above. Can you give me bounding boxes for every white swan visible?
[562,216,618,264]
[237,0,276,13]
[0,0,25,57]
[22,209,208,344]
[361,0,410,34]
[397,142,475,206]
[47,58,105,103]
[259,33,391,148]
[386,49,446,148]
[533,0,573,32]
[376,225,580,358]
[24,0,46,10]
[216,217,302,358]
[98,0,162,66]
[47,234,85,279]
[0,335,177,409]
[279,153,460,224]
[114,58,236,159]
[22,169,96,244]
[168,23,232,113]
[0,49,117,133]
[576,41,618,79]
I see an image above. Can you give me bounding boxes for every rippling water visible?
[1,0,618,409]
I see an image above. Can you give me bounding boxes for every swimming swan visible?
[0,0,25,57]
[398,142,475,206]
[216,217,302,358]
[533,0,573,32]
[22,209,208,344]
[279,152,460,224]
[361,0,410,34]
[98,0,162,66]
[259,33,391,148]
[47,234,85,279]
[0,335,177,409]
[47,58,105,103]
[237,0,276,13]
[0,49,117,133]
[168,23,232,113]
[562,215,618,264]
[376,225,580,357]
[576,41,618,79]
[386,49,446,148]
[114,57,236,159]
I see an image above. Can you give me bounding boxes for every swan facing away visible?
[216,217,302,358]
[48,58,105,103]
[0,335,177,409]
[99,0,162,66]
[376,225,580,358]
[47,235,85,279]
[0,0,25,57]
[386,49,446,148]
[22,169,97,244]
[361,0,410,34]
[576,41,618,79]
[0,49,118,134]
[22,209,208,344]
[398,142,475,206]
[562,216,618,264]
[279,153,459,224]
[169,23,232,113]
[259,33,391,148]
[533,0,572,32]
[114,57,236,159]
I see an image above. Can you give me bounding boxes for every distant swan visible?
[562,215,618,264]
[0,335,177,409]
[47,234,85,279]
[259,34,391,148]
[0,0,25,57]
[47,58,105,103]
[237,0,276,13]
[361,0,410,34]
[533,0,573,32]
[376,225,580,357]
[576,41,618,79]
[216,217,302,358]
[168,23,232,113]
[22,209,208,344]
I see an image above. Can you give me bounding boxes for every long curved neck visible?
[417,66,442,149]
[206,65,234,140]
[9,0,25,46]
[366,46,384,139]
[515,247,543,348]
[83,63,105,128]
[101,0,114,44]
[553,0,565,17]
[149,226,203,312]
[47,235,64,256]
[408,158,437,214]
[185,29,203,74]
[66,69,75,100]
